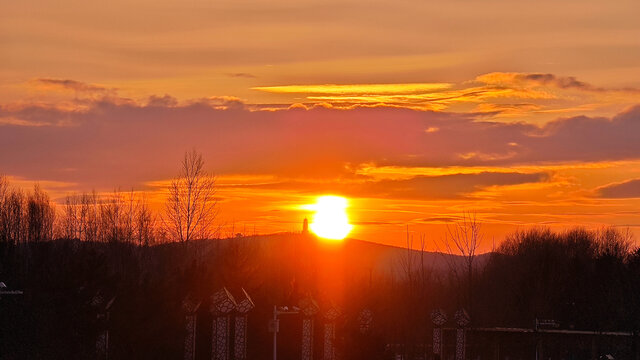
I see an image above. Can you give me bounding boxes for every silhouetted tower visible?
[302,218,309,234]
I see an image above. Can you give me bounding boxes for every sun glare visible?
[305,196,353,240]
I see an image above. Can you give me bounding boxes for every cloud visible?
[226,73,257,79]
[0,91,639,193]
[350,172,548,200]
[218,171,548,200]
[200,96,247,110]
[597,179,640,198]
[147,95,179,107]
[475,72,598,91]
[253,82,553,111]
[0,103,81,127]
[251,73,640,115]
[420,216,460,224]
[522,105,640,164]
[253,83,452,95]
[30,78,116,95]
[474,103,543,117]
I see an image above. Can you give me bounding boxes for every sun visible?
[304,195,353,240]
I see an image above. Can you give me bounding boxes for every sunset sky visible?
[2,0,640,249]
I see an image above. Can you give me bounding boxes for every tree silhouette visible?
[163,150,218,242]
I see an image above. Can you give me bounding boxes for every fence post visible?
[300,296,320,360]
[454,309,470,360]
[210,288,237,360]
[233,289,254,360]
[182,296,201,360]
[323,305,341,360]
[431,309,447,359]
[91,293,115,360]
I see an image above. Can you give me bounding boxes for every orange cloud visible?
[251,73,640,120]
[474,103,543,117]
[596,179,640,199]
[253,83,452,95]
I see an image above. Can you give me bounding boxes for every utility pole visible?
[273,306,278,360]
[271,305,301,360]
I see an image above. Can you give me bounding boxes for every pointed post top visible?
[182,295,202,314]
[323,303,342,321]
[91,291,116,312]
[211,287,237,315]
[235,288,255,314]
[431,309,447,326]
[299,296,319,317]
[454,309,470,328]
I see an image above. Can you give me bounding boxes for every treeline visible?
[0,150,218,247]
[391,226,640,332]
[478,227,640,330]
[60,190,158,245]
[0,177,56,244]
[364,226,640,359]
[0,176,161,246]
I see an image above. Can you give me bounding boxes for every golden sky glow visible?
[2,0,640,250]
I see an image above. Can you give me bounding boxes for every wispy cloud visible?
[474,72,598,91]
[474,103,543,117]
[253,83,452,95]
[596,179,640,198]
[252,73,640,117]
[226,72,258,79]
[30,78,116,95]
[217,171,549,200]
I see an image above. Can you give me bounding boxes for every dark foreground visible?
[1,228,640,359]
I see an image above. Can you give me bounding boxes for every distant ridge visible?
[171,232,493,277]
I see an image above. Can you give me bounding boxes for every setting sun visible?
[305,196,353,240]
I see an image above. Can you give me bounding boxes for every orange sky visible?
[2,0,640,250]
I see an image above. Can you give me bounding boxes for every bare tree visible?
[60,189,156,244]
[437,212,483,311]
[63,194,80,240]
[1,178,55,244]
[5,187,27,244]
[135,193,156,246]
[27,184,56,242]
[122,189,137,243]
[81,191,100,242]
[60,191,101,241]
[100,189,126,243]
[164,150,218,242]
[0,175,10,243]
